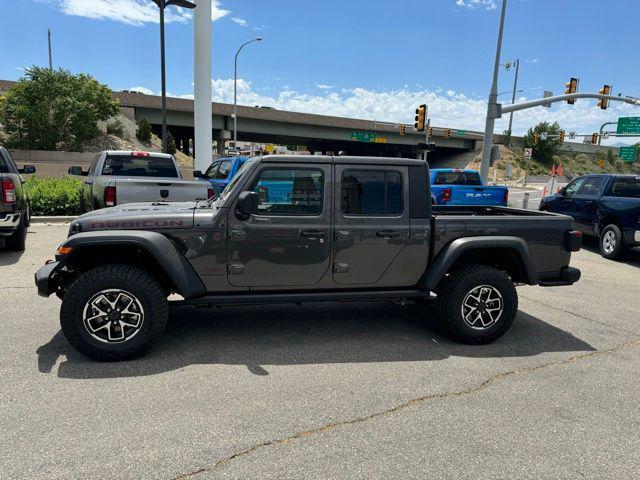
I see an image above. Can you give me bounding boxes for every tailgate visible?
[449,186,507,206]
[114,178,209,205]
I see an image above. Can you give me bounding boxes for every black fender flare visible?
[422,236,538,291]
[60,230,206,298]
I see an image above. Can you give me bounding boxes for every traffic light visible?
[428,126,433,137]
[564,77,579,104]
[533,133,540,145]
[414,104,426,131]
[444,128,451,139]
[559,130,565,144]
[399,124,406,135]
[597,84,611,110]
[591,133,598,144]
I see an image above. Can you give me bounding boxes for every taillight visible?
[104,186,117,207]
[442,187,452,203]
[131,151,150,157]
[566,230,582,252]
[2,178,16,204]
[503,189,509,205]
[207,187,214,199]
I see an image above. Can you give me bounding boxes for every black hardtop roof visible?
[257,154,428,167]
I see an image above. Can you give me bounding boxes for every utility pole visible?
[480,0,508,183]
[47,29,53,70]
[507,58,519,135]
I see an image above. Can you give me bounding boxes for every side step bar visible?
[174,289,430,307]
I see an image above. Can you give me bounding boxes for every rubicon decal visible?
[88,220,185,229]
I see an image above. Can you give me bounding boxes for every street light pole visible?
[152,0,196,153]
[233,37,262,153]
[507,58,519,135]
[479,0,508,183]
[47,29,53,70]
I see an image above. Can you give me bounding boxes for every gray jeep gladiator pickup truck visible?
[35,155,582,360]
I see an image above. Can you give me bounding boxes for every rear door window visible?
[342,170,403,215]
[607,177,640,198]
[101,155,178,178]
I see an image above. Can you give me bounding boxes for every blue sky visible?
[1,0,639,141]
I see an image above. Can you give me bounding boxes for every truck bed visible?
[432,205,574,276]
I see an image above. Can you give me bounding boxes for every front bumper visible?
[34,261,61,297]
[538,266,581,287]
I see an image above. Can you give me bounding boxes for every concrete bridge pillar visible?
[215,129,231,155]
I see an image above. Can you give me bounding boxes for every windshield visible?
[433,171,482,186]
[215,158,257,204]
[102,155,178,178]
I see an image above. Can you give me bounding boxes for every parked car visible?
[430,168,509,206]
[0,146,35,251]
[539,173,640,259]
[36,155,581,360]
[193,156,249,197]
[68,151,212,211]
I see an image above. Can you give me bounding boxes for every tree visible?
[136,118,152,142]
[166,131,177,155]
[0,66,118,151]
[522,121,562,164]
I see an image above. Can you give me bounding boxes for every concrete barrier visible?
[9,149,194,179]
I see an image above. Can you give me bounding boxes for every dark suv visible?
[0,146,36,251]
[36,155,582,360]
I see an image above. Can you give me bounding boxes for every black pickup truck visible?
[1,146,36,251]
[36,155,582,360]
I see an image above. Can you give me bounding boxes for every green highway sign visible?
[350,131,377,142]
[456,130,467,136]
[616,117,640,135]
[618,146,637,162]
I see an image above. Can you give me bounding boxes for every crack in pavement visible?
[521,294,640,337]
[173,337,640,479]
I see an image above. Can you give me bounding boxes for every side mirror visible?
[235,191,259,220]
[558,187,566,196]
[193,170,205,179]
[68,166,86,176]
[19,164,36,174]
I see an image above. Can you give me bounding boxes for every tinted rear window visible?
[433,171,481,186]
[342,170,403,215]
[608,177,640,198]
[102,155,178,178]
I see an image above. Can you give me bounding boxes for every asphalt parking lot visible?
[2,224,639,479]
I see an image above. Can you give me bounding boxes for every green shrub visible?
[24,176,83,216]
[166,130,177,155]
[136,118,151,142]
[106,118,125,138]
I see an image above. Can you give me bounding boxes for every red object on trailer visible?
[550,163,557,177]
[556,163,564,177]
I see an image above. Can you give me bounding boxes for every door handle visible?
[300,230,326,239]
[376,230,401,238]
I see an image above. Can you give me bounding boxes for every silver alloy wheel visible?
[82,289,144,343]
[602,230,616,254]
[461,285,503,330]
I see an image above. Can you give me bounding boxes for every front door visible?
[333,165,410,285]
[572,176,605,234]
[227,163,332,287]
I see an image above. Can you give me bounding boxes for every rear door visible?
[333,165,410,285]
[226,162,332,287]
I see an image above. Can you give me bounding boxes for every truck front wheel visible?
[60,264,168,361]
[434,265,517,344]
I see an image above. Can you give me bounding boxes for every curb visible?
[31,216,75,224]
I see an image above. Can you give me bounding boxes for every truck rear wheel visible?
[434,265,517,344]
[60,264,168,361]
[5,217,26,251]
[599,224,626,260]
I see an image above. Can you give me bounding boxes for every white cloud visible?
[455,0,497,11]
[525,58,539,64]
[42,0,229,26]
[131,79,640,139]
[128,86,154,95]
[315,83,334,90]
[231,17,247,27]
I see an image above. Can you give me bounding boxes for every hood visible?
[72,202,197,233]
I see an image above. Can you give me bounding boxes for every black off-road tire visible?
[599,224,626,260]
[60,264,168,361]
[434,265,518,344]
[5,217,27,251]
